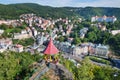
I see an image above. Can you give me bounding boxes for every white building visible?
[111,30,120,35]
[14,44,24,52]
[0,38,13,53]
[95,44,109,57]
[79,28,88,39]
[73,45,88,56]
[0,48,6,53]
[0,20,17,25]
[33,29,38,37]
[91,16,117,23]
[0,29,4,35]
[14,29,32,39]
[29,18,33,27]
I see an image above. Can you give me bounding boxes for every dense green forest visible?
[60,56,120,80]
[0,3,77,19]
[65,7,120,20]
[0,3,120,19]
[0,51,42,79]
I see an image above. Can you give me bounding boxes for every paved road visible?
[91,61,106,66]
[112,59,120,69]
[62,53,83,62]
[63,52,120,69]
[62,53,111,67]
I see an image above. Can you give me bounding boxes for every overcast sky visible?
[1,0,120,8]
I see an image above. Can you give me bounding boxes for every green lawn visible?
[88,56,111,65]
[5,29,13,33]
[13,38,34,47]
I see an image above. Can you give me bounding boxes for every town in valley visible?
[0,2,120,80]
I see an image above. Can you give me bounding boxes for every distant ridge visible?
[0,3,77,19]
[0,3,120,20]
[65,7,120,20]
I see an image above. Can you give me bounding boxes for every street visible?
[112,59,120,68]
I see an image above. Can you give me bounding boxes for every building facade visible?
[91,16,117,23]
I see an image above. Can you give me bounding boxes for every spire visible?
[44,38,59,55]
[50,29,52,38]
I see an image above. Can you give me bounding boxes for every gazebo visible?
[43,38,59,63]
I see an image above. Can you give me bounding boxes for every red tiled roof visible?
[15,44,23,48]
[44,38,59,55]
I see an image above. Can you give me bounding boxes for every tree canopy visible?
[62,57,120,80]
[0,51,42,79]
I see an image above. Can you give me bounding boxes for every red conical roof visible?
[44,38,59,55]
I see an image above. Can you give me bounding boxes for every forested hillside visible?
[66,7,120,20]
[0,3,77,19]
[0,3,120,20]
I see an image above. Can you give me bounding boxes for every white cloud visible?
[36,0,120,7]
[74,0,120,7]
[1,0,120,8]
[36,0,73,7]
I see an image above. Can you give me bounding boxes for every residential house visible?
[0,47,6,53]
[0,20,17,25]
[66,24,73,35]
[95,44,109,57]
[97,23,107,31]
[14,44,24,52]
[14,29,32,39]
[37,45,46,53]
[0,38,12,52]
[0,29,4,35]
[73,45,88,56]
[111,30,120,35]
[54,41,73,54]
[79,28,88,39]
[67,38,73,43]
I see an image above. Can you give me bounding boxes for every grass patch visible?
[88,56,111,65]
[13,38,34,46]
